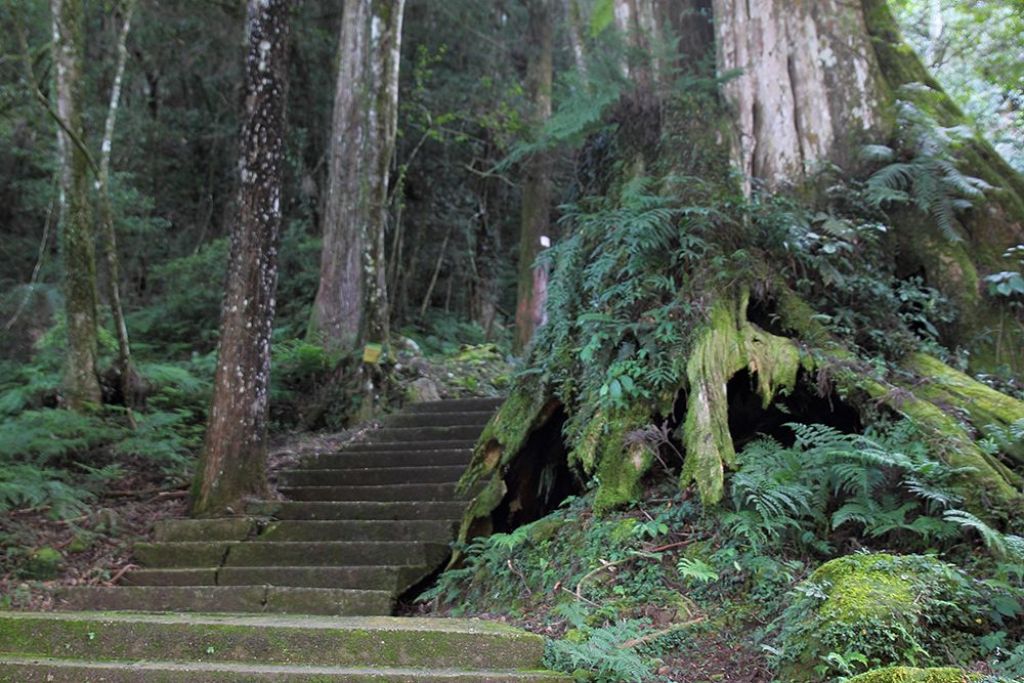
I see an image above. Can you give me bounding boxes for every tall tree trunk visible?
[563,0,589,79]
[310,0,406,353]
[514,0,554,353]
[96,0,139,410]
[52,0,102,410]
[192,0,290,517]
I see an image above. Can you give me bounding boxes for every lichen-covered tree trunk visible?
[458,0,1024,543]
[191,0,289,517]
[52,0,102,410]
[309,0,405,353]
[514,0,554,353]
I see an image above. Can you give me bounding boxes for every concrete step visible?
[303,449,473,469]
[0,612,550,671]
[121,565,428,592]
[382,411,495,429]
[134,541,448,568]
[279,482,465,502]
[225,541,449,567]
[361,425,484,442]
[248,500,466,521]
[257,519,457,542]
[154,517,258,543]
[277,465,466,487]
[0,658,569,682]
[404,398,505,414]
[55,586,394,616]
[338,440,478,453]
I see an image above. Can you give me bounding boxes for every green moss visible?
[776,553,989,682]
[681,292,801,504]
[847,667,982,683]
[18,547,63,580]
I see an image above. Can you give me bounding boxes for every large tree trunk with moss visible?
[309,0,405,353]
[191,0,289,517]
[52,0,102,410]
[457,0,1024,545]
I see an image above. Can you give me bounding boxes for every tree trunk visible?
[457,0,1024,542]
[514,0,554,353]
[191,0,290,517]
[562,0,588,79]
[310,0,406,353]
[97,0,139,410]
[52,0,102,410]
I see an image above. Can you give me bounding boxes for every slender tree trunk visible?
[192,0,290,517]
[563,0,588,79]
[310,0,406,353]
[52,0,102,410]
[96,0,138,409]
[514,0,554,353]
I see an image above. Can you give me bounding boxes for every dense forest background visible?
[1,0,1024,680]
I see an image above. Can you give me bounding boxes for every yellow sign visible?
[362,343,383,364]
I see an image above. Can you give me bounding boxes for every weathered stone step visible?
[278,465,466,487]
[134,541,448,568]
[153,517,260,543]
[0,657,568,682]
[56,586,393,616]
[257,519,456,542]
[248,500,466,521]
[303,448,473,469]
[361,425,484,443]
[121,565,428,592]
[0,612,550,671]
[404,397,504,414]
[226,541,449,567]
[339,440,478,453]
[382,410,495,429]
[279,482,466,502]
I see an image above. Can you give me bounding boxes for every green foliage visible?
[544,619,658,683]
[724,421,966,553]
[863,99,991,242]
[773,553,1016,681]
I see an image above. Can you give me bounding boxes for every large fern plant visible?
[863,97,991,241]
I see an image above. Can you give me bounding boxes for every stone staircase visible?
[0,397,570,680]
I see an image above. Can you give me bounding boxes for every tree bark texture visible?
[712,0,886,190]
[52,0,102,410]
[310,0,405,352]
[514,0,554,353]
[192,0,290,516]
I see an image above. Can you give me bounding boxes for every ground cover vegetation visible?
[1,0,1023,680]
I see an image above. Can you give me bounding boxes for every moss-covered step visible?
[54,586,394,615]
[120,568,219,587]
[846,667,982,683]
[339,440,478,453]
[403,398,504,414]
[382,411,496,429]
[361,426,485,442]
[0,657,570,682]
[223,541,449,567]
[0,612,549,671]
[134,542,235,568]
[277,465,466,487]
[153,517,260,543]
[247,500,467,521]
[278,483,467,502]
[218,565,428,592]
[256,520,457,543]
[301,449,474,469]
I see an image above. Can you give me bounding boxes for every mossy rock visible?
[846,667,982,683]
[776,553,989,682]
[18,547,63,580]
